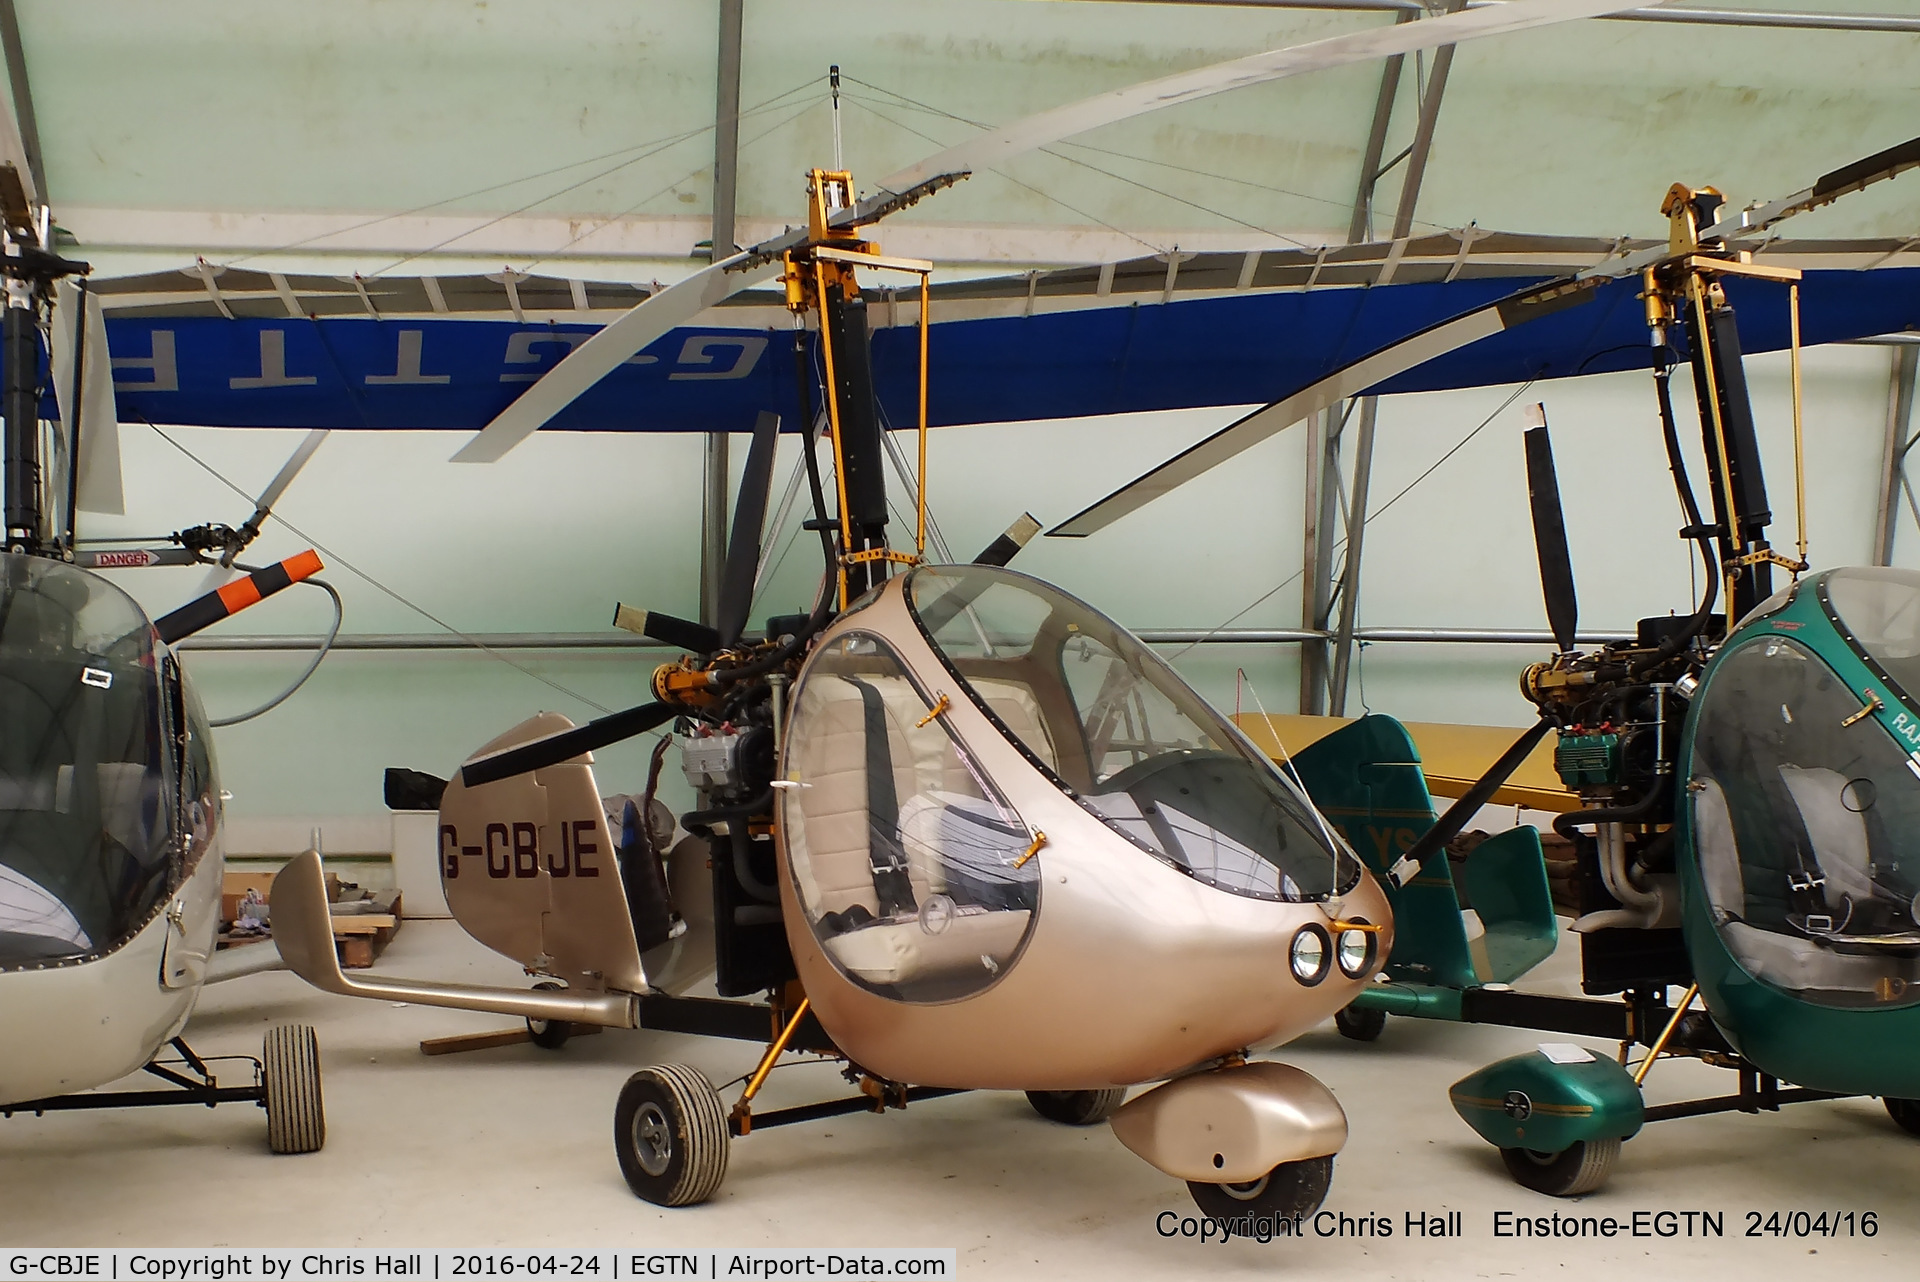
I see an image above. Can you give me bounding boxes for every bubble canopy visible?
[904,564,1358,904]
[0,554,176,970]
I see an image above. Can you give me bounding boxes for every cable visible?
[206,574,343,727]
[143,422,616,716]
[1166,379,1537,663]
[218,75,823,269]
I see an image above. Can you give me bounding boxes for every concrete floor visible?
[3,920,1916,1280]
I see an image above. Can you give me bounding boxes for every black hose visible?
[1553,775,1672,838]
[1630,361,1721,676]
[728,823,782,904]
[795,330,837,572]
[711,569,837,687]
[683,788,775,832]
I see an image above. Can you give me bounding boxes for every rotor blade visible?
[1386,718,1555,890]
[1052,130,1920,540]
[973,513,1042,567]
[716,409,781,648]
[154,550,323,645]
[459,700,677,788]
[1523,405,1578,653]
[451,257,782,463]
[1048,282,1593,538]
[50,279,123,516]
[1578,131,1920,283]
[873,0,1643,202]
[456,0,1638,465]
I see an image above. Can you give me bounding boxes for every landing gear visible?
[1884,1097,1920,1137]
[1500,1137,1618,1196]
[614,1064,730,1206]
[1026,1088,1127,1125]
[527,981,573,1050]
[1187,1155,1333,1221]
[1334,1002,1387,1042]
[263,1024,327,1155]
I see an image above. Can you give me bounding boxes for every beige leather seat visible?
[786,672,1051,990]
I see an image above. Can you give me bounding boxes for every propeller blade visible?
[973,513,1041,567]
[154,549,323,645]
[50,279,123,517]
[458,700,677,788]
[716,410,781,648]
[455,0,1641,464]
[613,604,721,655]
[1385,719,1555,890]
[1523,405,1579,653]
[451,257,782,463]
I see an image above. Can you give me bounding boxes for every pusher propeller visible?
[458,700,680,789]
[715,411,782,649]
[1384,403,1583,889]
[1524,405,1579,654]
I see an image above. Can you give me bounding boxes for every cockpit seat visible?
[788,673,1038,988]
[1778,765,1877,909]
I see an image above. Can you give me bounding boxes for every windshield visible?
[906,564,1358,902]
[0,554,176,970]
[1690,633,1920,1009]
[1823,566,1920,701]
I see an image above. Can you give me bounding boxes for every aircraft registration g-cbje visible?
[1051,135,1920,1196]
[0,119,330,1151]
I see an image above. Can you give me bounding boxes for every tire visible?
[1188,1155,1333,1222]
[527,981,573,1050]
[262,1024,326,1155]
[1334,1002,1387,1042]
[1500,1137,1619,1196]
[614,1064,730,1206]
[1884,1097,1920,1136]
[1026,1088,1128,1126]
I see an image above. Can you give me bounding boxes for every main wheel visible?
[1500,1137,1618,1196]
[1187,1155,1333,1221]
[527,981,573,1050]
[1334,1002,1387,1042]
[1884,1097,1920,1136]
[1026,1088,1128,1126]
[614,1064,729,1206]
[262,1024,326,1155]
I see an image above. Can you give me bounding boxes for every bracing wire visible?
[145,424,617,716]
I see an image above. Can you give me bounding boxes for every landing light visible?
[1290,926,1330,986]
[1337,927,1375,979]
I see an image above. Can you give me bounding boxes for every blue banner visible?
[97,269,1920,435]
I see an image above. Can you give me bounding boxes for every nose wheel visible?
[613,1064,731,1206]
[1025,1088,1127,1126]
[1187,1155,1333,1221]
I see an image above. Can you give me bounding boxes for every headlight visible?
[1337,925,1375,979]
[1290,925,1330,986]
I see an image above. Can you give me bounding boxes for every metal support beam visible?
[1388,0,1461,246]
[1347,10,1412,244]
[711,0,743,260]
[1873,344,1919,565]
[1299,405,1346,713]
[1329,396,1379,712]
[1099,1,1920,36]
[0,0,44,199]
[700,0,745,626]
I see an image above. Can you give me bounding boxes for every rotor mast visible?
[1641,183,1809,625]
[781,167,933,607]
